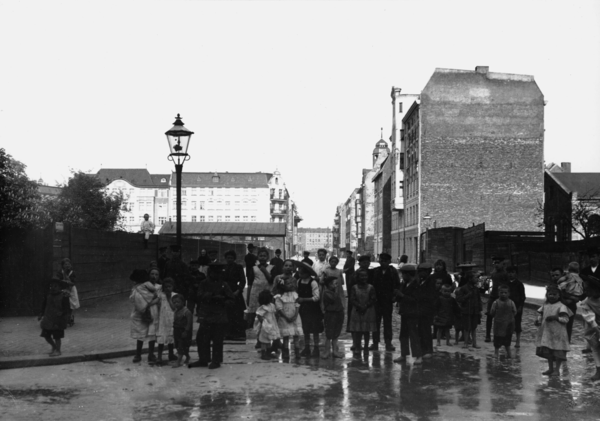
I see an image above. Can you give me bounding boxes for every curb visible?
[0,349,141,371]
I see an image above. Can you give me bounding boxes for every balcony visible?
[270,192,289,201]
[271,206,288,215]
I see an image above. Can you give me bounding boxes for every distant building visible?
[297,228,333,253]
[397,66,545,262]
[38,185,62,197]
[544,162,600,241]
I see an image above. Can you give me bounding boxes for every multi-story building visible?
[97,169,300,247]
[397,66,545,262]
[370,133,391,256]
[332,208,341,255]
[344,189,359,251]
[390,89,420,259]
[297,228,333,253]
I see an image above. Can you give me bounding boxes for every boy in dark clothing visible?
[38,278,70,357]
[270,249,284,279]
[369,253,401,351]
[506,265,526,348]
[189,263,234,369]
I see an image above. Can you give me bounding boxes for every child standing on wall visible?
[38,278,70,356]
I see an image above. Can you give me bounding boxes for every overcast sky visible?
[1,0,599,228]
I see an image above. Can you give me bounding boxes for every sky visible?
[1,0,599,228]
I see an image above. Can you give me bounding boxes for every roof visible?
[297,228,332,233]
[158,222,287,237]
[150,174,170,185]
[550,172,600,197]
[38,185,62,196]
[96,169,162,188]
[176,172,270,188]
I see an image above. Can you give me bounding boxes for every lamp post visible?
[423,213,432,262]
[165,114,194,248]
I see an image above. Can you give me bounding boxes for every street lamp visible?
[165,113,194,248]
[423,213,432,262]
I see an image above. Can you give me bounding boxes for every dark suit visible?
[370,266,401,345]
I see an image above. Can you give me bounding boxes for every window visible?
[225,201,230,206]
[129,216,135,223]
[182,201,187,210]
[192,216,197,222]
[192,201,197,210]
[217,215,222,222]
[182,189,187,196]
[200,216,205,222]
[235,216,240,222]
[191,188,197,196]
[208,216,214,221]
[158,217,166,225]
[199,201,205,210]
[243,216,248,221]
[251,216,256,222]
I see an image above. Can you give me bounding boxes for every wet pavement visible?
[2,302,600,421]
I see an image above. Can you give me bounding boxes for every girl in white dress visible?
[156,277,178,365]
[275,275,303,359]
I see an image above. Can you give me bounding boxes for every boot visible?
[368,343,379,351]
[294,347,302,359]
[385,342,396,352]
[321,346,330,359]
[281,347,290,359]
[261,349,272,360]
[311,346,320,358]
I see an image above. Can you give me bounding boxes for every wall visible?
[420,69,544,233]
[424,227,465,271]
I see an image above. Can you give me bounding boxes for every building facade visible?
[397,66,545,263]
[297,228,333,253]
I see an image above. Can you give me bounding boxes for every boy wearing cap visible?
[369,253,401,351]
[581,248,600,278]
[395,263,426,364]
[140,214,155,249]
[485,256,509,342]
[270,249,284,279]
[347,255,372,332]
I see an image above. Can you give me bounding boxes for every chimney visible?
[475,66,489,74]
[561,162,571,173]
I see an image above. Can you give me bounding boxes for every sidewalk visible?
[0,283,561,370]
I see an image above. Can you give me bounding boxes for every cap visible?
[247,243,254,249]
[417,262,433,271]
[379,253,392,261]
[399,264,417,272]
[358,254,371,263]
[275,249,281,254]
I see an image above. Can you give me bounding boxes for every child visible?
[275,276,303,360]
[535,285,572,376]
[506,266,526,348]
[455,271,482,349]
[321,256,345,309]
[156,278,177,366]
[255,289,281,360]
[490,284,517,358]
[577,275,600,381]
[349,269,377,357]
[272,259,297,295]
[172,294,193,368]
[434,284,459,347]
[322,276,345,358]
[38,278,70,356]
[247,248,273,349]
[558,262,585,343]
[138,269,161,327]
[56,258,79,327]
[296,263,324,358]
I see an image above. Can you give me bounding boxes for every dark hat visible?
[159,246,168,252]
[275,249,281,254]
[379,253,392,261]
[303,251,310,256]
[169,244,181,253]
[247,243,255,249]
[582,274,600,290]
[417,262,433,271]
[346,250,353,255]
[129,269,149,283]
[358,254,371,263]
[587,247,600,256]
[399,264,417,272]
[491,255,505,262]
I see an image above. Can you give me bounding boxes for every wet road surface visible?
[2,307,600,420]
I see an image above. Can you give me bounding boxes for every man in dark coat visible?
[164,245,191,303]
[582,247,600,278]
[369,253,401,351]
[343,250,356,290]
[270,249,284,279]
[187,259,206,316]
[157,246,170,280]
[302,251,314,266]
[244,243,257,303]
[347,254,373,332]
[189,262,234,369]
[223,250,247,340]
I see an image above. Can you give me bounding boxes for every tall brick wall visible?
[424,227,465,271]
[420,69,544,233]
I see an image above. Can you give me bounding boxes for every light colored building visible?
[297,227,333,253]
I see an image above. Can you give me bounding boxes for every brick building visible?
[397,66,545,263]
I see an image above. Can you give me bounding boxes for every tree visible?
[48,171,125,231]
[0,148,49,229]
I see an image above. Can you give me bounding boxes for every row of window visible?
[127,215,258,223]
